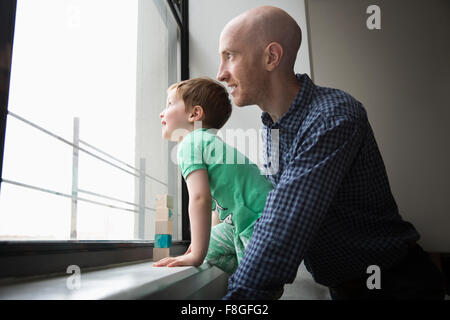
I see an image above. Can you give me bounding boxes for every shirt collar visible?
[261,73,315,133]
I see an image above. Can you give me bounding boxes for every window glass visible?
[0,0,180,240]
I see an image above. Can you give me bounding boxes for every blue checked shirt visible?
[224,74,420,300]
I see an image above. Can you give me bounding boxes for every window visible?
[0,0,183,242]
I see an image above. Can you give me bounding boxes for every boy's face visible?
[160,89,191,141]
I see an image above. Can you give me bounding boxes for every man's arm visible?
[224,116,366,299]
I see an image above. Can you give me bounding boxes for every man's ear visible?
[264,42,283,71]
[188,105,205,123]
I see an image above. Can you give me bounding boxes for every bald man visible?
[217,6,445,300]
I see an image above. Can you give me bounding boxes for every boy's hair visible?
[168,77,232,129]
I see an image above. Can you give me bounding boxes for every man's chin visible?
[233,97,251,107]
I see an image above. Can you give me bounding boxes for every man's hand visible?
[153,250,203,267]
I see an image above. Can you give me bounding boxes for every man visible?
[216,6,445,300]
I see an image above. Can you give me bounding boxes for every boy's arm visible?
[153,169,211,267]
[212,210,221,227]
[185,169,212,264]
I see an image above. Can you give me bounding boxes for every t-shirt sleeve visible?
[177,131,207,179]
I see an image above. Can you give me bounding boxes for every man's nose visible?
[159,110,164,118]
[217,65,229,83]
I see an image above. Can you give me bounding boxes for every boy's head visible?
[160,77,232,141]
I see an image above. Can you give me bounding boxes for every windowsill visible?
[0,260,228,300]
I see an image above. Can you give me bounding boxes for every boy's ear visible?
[188,105,205,123]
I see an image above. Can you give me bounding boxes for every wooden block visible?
[156,207,173,221]
[156,194,174,209]
[155,234,172,248]
[153,247,170,261]
[155,220,173,235]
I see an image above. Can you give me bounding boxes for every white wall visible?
[306,0,450,252]
[189,0,311,163]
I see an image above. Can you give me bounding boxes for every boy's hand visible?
[153,251,203,268]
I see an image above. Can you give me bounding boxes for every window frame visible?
[0,0,191,279]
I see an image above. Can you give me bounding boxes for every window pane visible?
[0,0,180,241]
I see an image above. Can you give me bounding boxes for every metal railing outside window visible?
[3,110,167,240]
[0,0,190,278]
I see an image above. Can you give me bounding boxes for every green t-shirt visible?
[177,128,273,237]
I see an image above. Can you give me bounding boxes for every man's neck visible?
[259,74,301,123]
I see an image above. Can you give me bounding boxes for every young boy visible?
[153,77,273,275]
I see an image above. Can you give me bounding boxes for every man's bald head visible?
[217,6,303,108]
[220,6,302,72]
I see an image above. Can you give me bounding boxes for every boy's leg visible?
[234,233,251,265]
[206,223,238,274]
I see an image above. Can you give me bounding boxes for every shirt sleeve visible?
[223,115,367,300]
[178,131,207,179]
